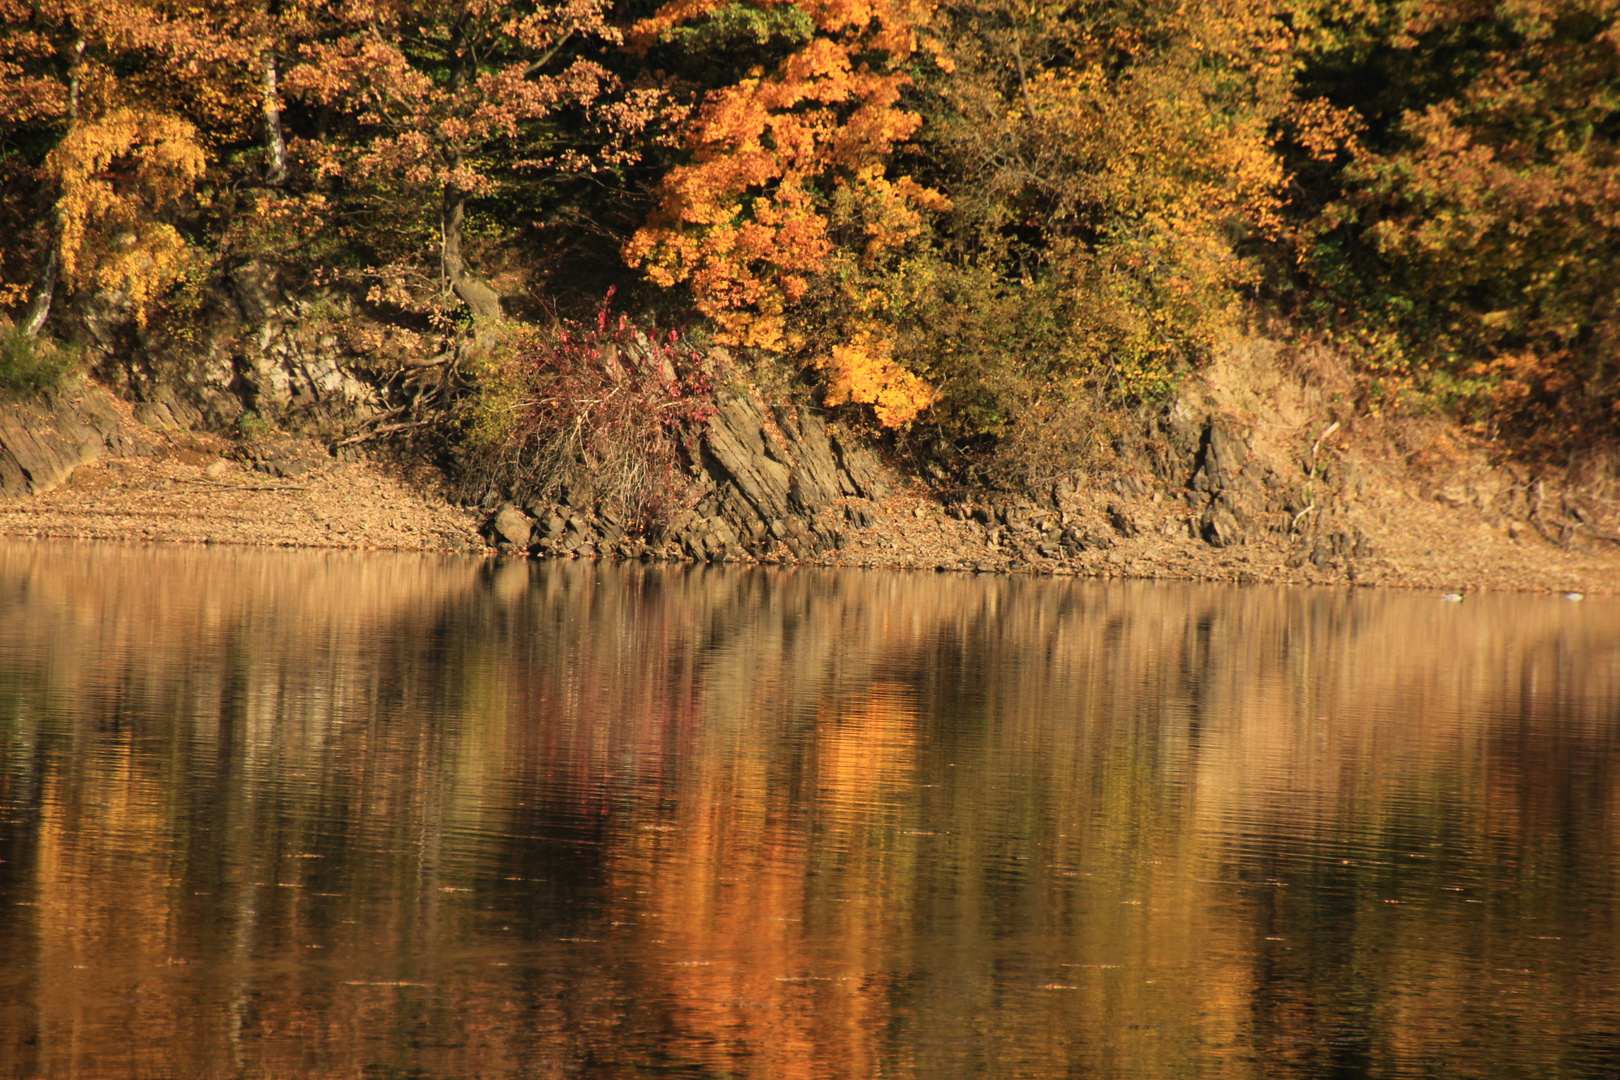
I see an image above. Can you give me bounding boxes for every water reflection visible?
[1,539,1617,1078]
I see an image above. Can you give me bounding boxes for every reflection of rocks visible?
[5,540,1617,1078]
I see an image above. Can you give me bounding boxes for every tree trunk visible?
[20,248,58,339]
[25,37,86,339]
[440,180,502,324]
[261,48,287,186]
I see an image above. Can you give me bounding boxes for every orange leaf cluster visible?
[821,328,936,426]
[624,0,945,360]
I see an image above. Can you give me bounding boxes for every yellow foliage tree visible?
[46,108,207,324]
[2,0,259,333]
[827,0,1359,477]
[919,0,1332,387]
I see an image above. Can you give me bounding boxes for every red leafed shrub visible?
[463,300,717,531]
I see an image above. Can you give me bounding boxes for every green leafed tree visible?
[1298,0,1620,450]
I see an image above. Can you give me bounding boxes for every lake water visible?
[1,539,1617,1079]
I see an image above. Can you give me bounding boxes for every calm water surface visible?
[1,539,1618,1079]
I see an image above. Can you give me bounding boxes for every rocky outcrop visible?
[477,383,1396,571]
[233,433,336,479]
[87,263,400,440]
[481,391,891,563]
[903,404,1390,574]
[1189,421,1258,547]
[0,382,151,497]
[1166,413,1379,570]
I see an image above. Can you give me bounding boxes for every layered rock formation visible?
[87,263,397,439]
[0,383,151,497]
[484,392,890,563]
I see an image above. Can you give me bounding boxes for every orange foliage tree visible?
[624,0,945,427]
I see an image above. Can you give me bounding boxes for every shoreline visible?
[4,437,1617,596]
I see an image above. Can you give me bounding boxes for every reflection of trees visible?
[0,542,562,1077]
[1,539,1619,1078]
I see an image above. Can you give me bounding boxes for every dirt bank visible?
[2,423,1616,595]
[4,333,1618,594]
[0,430,482,554]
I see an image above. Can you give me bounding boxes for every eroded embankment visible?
[3,341,1618,594]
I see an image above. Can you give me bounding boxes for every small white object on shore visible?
[1565,592,1585,601]
[1440,592,1464,602]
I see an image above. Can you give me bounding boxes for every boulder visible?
[492,389,900,564]
[1201,504,1246,548]
[239,435,332,479]
[490,505,533,548]
[132,384,205,430]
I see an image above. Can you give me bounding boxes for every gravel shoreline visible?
[3,432,1617,596]
[0,436,482,555]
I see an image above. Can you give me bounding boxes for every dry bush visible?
[461,305,717,531]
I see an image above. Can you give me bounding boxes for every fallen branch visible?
[335,418,436,447]
[1310,420,1341,466]
[400,352,451,369]
[177,478,309,492]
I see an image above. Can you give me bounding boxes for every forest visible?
[1,0,1616,493]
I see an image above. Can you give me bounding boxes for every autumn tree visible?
[624,0,945,427]
[0,0,274,333]
[622,0,1354,455]
[282,0,636,326]
[1298,0,1620,449]
[848,0,1349,475]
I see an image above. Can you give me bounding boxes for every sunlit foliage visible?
[0,0,254,325]
[49,108,207,322]
[623,0,946,425]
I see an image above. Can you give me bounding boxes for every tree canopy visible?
[1,0,1615,461]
